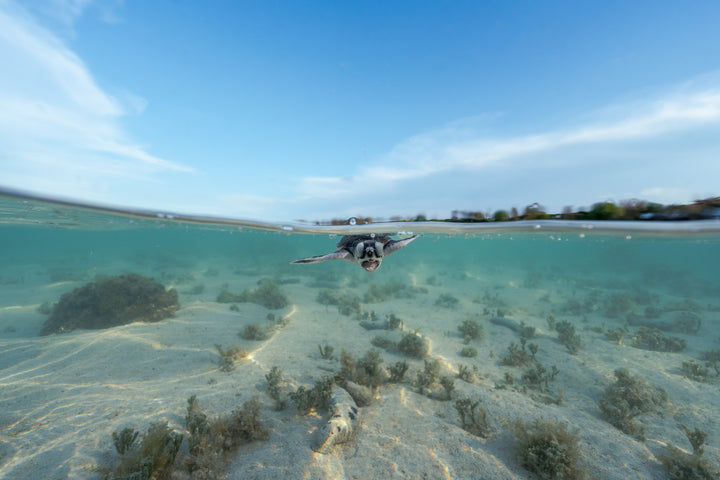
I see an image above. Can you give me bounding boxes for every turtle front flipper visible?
[291,250,352,264]
[383,235,420,256]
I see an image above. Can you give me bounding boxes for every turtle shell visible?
[335,234,392,250]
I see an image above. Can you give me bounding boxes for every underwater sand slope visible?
[0,247,719,479]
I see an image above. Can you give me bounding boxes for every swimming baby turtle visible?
[291,234,419,272]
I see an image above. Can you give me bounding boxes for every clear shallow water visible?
[1,191,719,479]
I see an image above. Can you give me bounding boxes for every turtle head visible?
[354,240,384,272]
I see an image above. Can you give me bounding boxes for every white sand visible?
[1,260,719,480]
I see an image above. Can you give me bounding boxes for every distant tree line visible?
[318,197,720,225]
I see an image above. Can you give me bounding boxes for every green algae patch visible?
[40,274,179,335]
[218,280,289,310]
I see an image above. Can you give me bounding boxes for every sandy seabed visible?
[1,258,719,480]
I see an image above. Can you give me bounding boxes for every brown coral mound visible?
[40,274,179,335]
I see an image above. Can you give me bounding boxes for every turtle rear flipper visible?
[290,250,352,264]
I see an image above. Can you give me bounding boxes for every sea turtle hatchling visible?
[291,234,419,272]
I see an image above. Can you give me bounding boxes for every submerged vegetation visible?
[397,331,430,358]
[459,346,478,358]
[458,316,484,344]
[659,424,719,480]
[454,398,491,438]
[289,376,335,414]
[105,421,183,480]
[598,368,668,440]
[416,359,441,394]
[388,360,409,383]
[239,323,270,341]
[367,330,430,359]
[681,350,720,383]
[500,341,534,367]
[555,321,582,354]
[363,281,427,303]
[215,344,247,372]
[183,396,269,479]
[681,360,717,383]
[495,328,562,404]
[111,428,139,455]
[217,280,289,310]
[316,289,362,316]
[435,293,460,309]
[318,343,335,360]
[41,274,179,335]
[605,326,629,345]
[521,363,560,393]
[265,366,286,410]
[631,327,687,352]
[359,312,404,331]
[457,364,480,384]
[511,418,586,480]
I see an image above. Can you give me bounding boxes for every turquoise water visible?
[1,191,719,479]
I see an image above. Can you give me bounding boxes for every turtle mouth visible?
[361,260,380,272]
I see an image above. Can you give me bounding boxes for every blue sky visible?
[2,0,720,222]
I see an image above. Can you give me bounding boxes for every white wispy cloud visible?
[293,84,720,214]
[395,87,720,172]
[0,0,191,199]
[31,0,94,25]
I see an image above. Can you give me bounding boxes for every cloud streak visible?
[0,0,192,198]
[294,85,720,207]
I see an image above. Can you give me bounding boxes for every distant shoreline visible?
[2,186,718,233]
[319,197,720,225]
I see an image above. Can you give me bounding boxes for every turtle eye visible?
[354,242,366,258]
